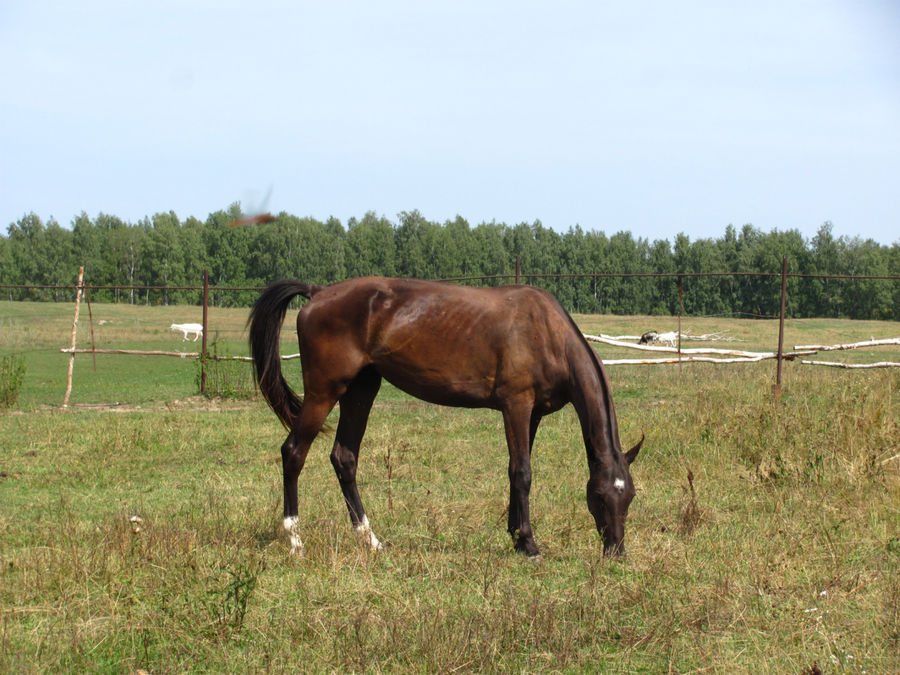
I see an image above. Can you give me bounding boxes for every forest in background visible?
[2,205,897,319]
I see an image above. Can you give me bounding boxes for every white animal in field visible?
[170,323,203,341]
[637,330,679,347]
[656,331,678,347]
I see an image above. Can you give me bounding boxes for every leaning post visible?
[201,269,209,395]
[62,266,84,407]
[774,255,788,399]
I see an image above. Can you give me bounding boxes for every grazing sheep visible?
[638,330,678,347]
[656,331,678,347]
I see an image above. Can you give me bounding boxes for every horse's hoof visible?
[528,553,544,564]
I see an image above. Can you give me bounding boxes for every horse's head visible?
[586,434,642,556]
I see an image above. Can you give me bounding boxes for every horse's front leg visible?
[503,404,541,560]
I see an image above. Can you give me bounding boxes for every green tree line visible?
[2,206,898,319]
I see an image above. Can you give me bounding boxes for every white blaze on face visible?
[613,478,626,493]
[354,515,384,551]
[283,516,304,555]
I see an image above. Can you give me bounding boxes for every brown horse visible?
[249,277,642,559]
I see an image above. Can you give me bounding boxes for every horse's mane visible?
[558,303,623,459]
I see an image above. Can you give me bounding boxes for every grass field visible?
[1,299,898,673]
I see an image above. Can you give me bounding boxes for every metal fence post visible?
[775,255,788,399]
[201,269,209,395]
[677,275,684,369]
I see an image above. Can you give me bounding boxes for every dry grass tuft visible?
[677,469,703,537]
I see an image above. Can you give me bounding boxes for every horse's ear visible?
[625,433,644,465]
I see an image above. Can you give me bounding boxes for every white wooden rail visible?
[584,332,899,368]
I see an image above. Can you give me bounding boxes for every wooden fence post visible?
[515,256,521,285]
[62,267,84,407]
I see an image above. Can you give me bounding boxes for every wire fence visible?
[3,258,898,403]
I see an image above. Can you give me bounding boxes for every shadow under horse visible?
[249,277,642,560]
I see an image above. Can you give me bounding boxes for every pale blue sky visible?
[1,1,898,245]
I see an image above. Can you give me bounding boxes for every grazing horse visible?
[249,277,642,559]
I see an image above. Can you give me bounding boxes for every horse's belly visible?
[375,359,498,409]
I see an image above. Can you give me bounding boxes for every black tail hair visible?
[248,280,322,428]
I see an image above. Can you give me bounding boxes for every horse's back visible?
[297,278,575,407]
[307,277,570,351]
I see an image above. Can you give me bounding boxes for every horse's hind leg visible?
[330,367,383,551]
[281,395,335,555]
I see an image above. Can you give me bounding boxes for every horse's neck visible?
[569,346,621,465]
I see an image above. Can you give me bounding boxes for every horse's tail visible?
[248,280,323,429]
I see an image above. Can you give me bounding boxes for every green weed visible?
[0,354,25,408]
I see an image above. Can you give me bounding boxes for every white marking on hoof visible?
[283,516,304,555]
[354,515,384,551]
[613,478,626,492]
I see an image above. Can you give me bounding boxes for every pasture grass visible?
[0,300,898,672]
